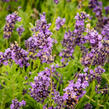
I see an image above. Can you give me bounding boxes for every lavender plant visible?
[0,0,109,109]
[3,12,21,39]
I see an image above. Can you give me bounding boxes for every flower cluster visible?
[73,12,89,38]
[0,42,29,67]
[55,17,65,30]
[4,12,21,39]
[26,13,55,64]
[30,66,64,107]
[10,42,29,67]
[89,0,109,31]
[63,73,88,108]
[84,66,105,84]
[84,66,106,95]
[10,99,26,109]
[52,90,64,109]
[32,12,52,36]
[89,0,98,9]
[95,84,109,94]
[84,29,102,48]
[60,31,74,64]
[81,41,109,66]
[42,72,89,109]
[89,0,103,30]
[16,26,25,36]
[73,12,89,44]
[0,49,12,65]
[104,6,109,15]
[60,12,89,65]
[93,1,102,18]
[3,48,12,65]
[102,23,109,40]
[30,68,51,103]
[43,90,64,109]
[94,66,105,84]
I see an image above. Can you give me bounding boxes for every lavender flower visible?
[55,17,65,30]
[10,99,26,109]
[89,0,98,9]
[25,36,38,53]
[16,26,24,36]
[30,66,63,106]
[71,12,89,46]
[94,66,105,84]
[89,0,104,31]
[95,66,105,74]
[4,12,21,39]
[26,13,55,64]
[81,41,109,66]
[3,48,12,65]
[84,30,102,48]
[52,90,64,109]
[10,42,29,67]
[83,67,89,73]
[54,0,59,4]
[104,6,109,15]
[30,68,51,103]
[63,73,88,108]
[95,84,109,94]
[32,12,52,36]
[43,105,54,109]
[102,23,109,40]
[60,12,89,65]
[102,84,109,94]
[93,2,102,17]
[60,31,74,65]
[25,76,28,80]
[74,12,89,37]
[84,66,105,84]
[0,42,30,67]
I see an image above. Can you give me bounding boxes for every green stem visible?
[6,39,8,48]
[19,36,21,46]
[85,95,104,107]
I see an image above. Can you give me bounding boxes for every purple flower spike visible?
[10,42,29,67]
[54,0,59,4]
[85,30,102,48]
[26,12,55,64]
[10,99,26,109]
[16,26,25,36]
[63,73,88,108]
[30,68,51,103]
[55,17,65,30]
[4,12,21,39]
[104,6,109,15]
